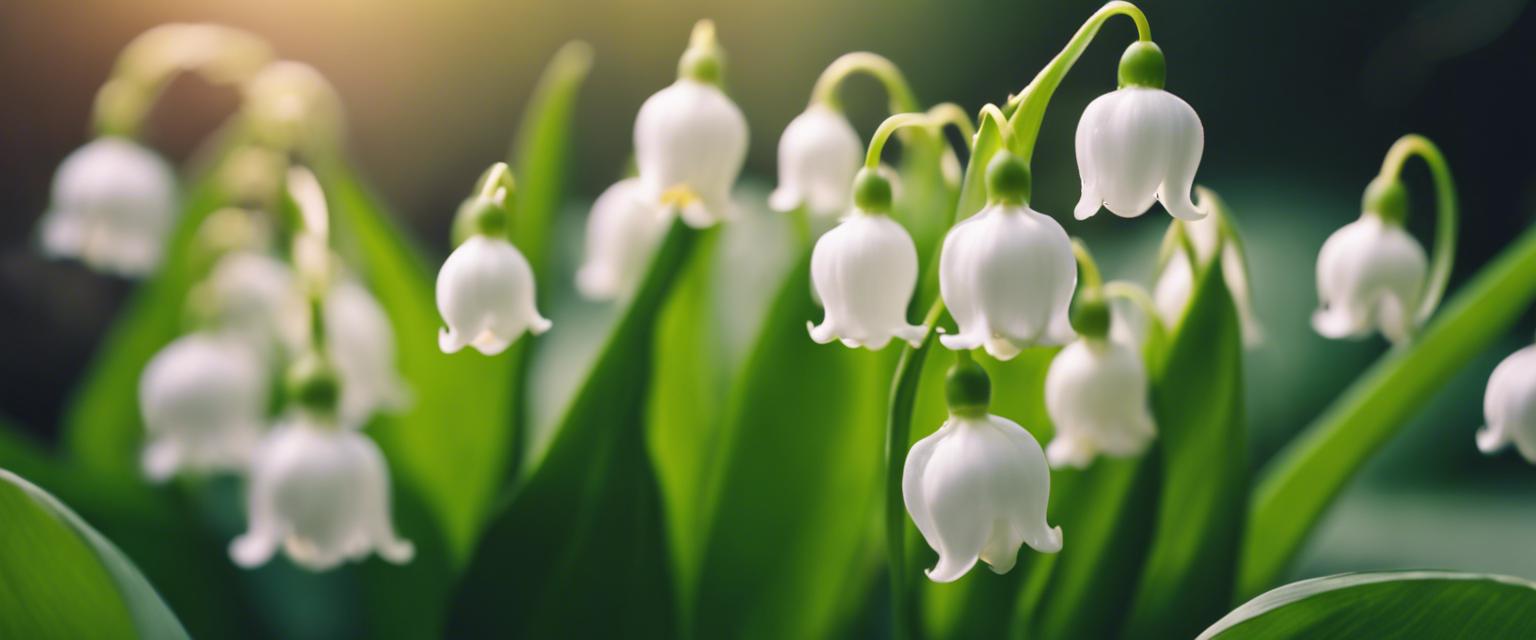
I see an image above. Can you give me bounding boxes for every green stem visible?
[1376,134,1458,325]
[1240,223,1536,600]
[809,52,921,113]
[1005,1,1151,163]
[977,104,1021,155]
[1071,238,1105,292]
[866,113,937,169]
[921,103,976,146]
[885,299,947,640]
[1104,280,1166,338]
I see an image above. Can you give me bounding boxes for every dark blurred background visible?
[3,0,1535,579]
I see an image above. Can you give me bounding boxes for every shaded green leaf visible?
[509,41,594,277]
[1122,255,1247,638]
[1242,226,1536,599]
[1201,571,1536,639]
[449,221,698,637]
[0,468,188,640]
[690,253,888,639]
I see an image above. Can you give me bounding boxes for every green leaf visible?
[449,220,698,637]
[1200,571,1536,639]
[509,41,593,277]
[0,468,189,640]
[1242,225,1536,599]
[1122,254,1247,638]
[689,253,888,639]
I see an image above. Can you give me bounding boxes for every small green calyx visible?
[986,151,1032,205]
[853,168,893,213]
[1118,41,1166,89]
[679,20,724,85]
[286,352,340,416]
[945,351,992,417]
[1363,175,1409,225]
[463,197,509,237]
[1071,292,1112,340]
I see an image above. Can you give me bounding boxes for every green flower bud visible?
[1070,292,1111,340]
[1362,175,1409,226]
[286,352,341,417]
[853,168,893,213]
[945,352,992,417]
[1118,41,1166,89]
[986,151,1032,205]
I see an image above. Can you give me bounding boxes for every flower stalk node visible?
[1363,175,1409,226]
[1118,40,1166,89]
[986,151,1031,205]
[853,168,893,213]
[945,352,991,417]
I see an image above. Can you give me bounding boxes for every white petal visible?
[327,280,410,424]
[1044,340,1156,468]
[1312,216,1427,343]
[40,138,179,277]
[1481,345,1536,463]
[634,79,748,228]
[138,332,269,480]
[808,212,924,350]
[772,105,862,216]
[1074,89,1205,221]
[577,178,670,301]
[937,204,1076,359]
[436,235,548,355]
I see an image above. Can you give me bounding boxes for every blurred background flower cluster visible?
[2,0,1535,606]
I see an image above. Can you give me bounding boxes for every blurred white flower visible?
[205,250,307,355]
[139,332,269,482]
[939,203,1076,359]
[1074,87,1204,221]
[1477,345,1536,463]
[38,137,179,277]
[904,412,1062,582]
[437,235,550,355]
[808,210,925,350]
[770,104,862,216]
[1153,212,1263,346]
[325,279,409,424]
[1044,339,1156,468]
[576,178,670,301]
[230,417,413,571]
[634,78,748,228]
[1312,214,1427,345]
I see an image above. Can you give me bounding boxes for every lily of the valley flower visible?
[808,170,925,349]
[904,353,1061,582]
[204,250,308,355]
[576,178,670,301]
[1044,297,1156,468]
[326,279,410,424]
[940,153,1076,360]
[770,104,862,216]
[438,234,550,355]
[1074,42,1204,222]
[38,137,180,276]
[1477,344,1536,463]
[230,413,414,571]
[1153,192,1263,345]
[139,332,269,482]
[1312,209,1427,346]
[633,20,748,228]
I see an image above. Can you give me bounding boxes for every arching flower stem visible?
[1375,134,1458,324]
[808,52,921,114]
[1072,238,1106,293]
[863,103,991,170]
[1005,1,1152,165]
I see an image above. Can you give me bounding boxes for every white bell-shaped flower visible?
[325,279,409,424]
[1153,205,1263,345]
[1311,213,1427,345]
[904,356,1061,582]
[205,251,308,355]
[770,104,862,216]
[1073,43,1204,222]
[1477,345,1536,463]
[808,212,925,349]
[231,415,414,571]
[437,234,551,356]
[939,202,1077,360]
[139,332,269,482]
[576,178,670,301]
[38,137,180,276]
[634,78,748,228]
[1044,338,1156,468]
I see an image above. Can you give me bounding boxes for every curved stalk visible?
[1376,134,1458,325]
[810,52,921,113]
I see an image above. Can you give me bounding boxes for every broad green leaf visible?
[690,254,888,639]
[1200,571,1536,639]
[508,40,593,277]
[1122,255,1247,638]
[0,468,188,640]
[449,221,698,637]
[1241,226,1536,600]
